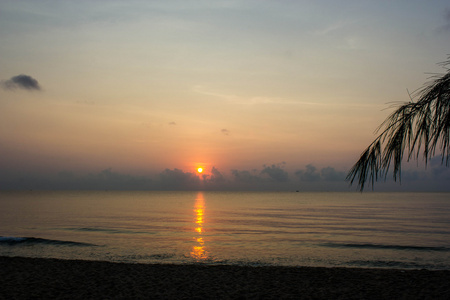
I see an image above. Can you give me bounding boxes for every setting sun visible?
[197,167,203,173]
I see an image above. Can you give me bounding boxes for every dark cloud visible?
[158,168,200,190]
[400,170,423,181]
[1,162,448,191]
[85,168,151,189]
[221,129,230,135]
[197,166,228,189]
[230,167,292,191]
[394,158,450,183]
[294,164,345,182]
[231,169,261,183]
[209,166,225,183]
[261,163,288,182]
[320,167,346,181]
[429,158,450,180]
[295,164,321,181]
[0,168,151,190]
[1,74,41,91]
[169,122,176,125]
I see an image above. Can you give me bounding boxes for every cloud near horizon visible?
[261,163,289,182]
[295,164,346,182]
[158,168,200,190]
[1,162,449,191]
[1,74,41,91]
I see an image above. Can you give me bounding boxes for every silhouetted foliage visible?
[347,59,450,190]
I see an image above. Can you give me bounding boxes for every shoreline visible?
[2,256,450,299]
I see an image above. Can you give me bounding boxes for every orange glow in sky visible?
[1,1,448,192]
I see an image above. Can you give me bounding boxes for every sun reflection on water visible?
[191,192,208,260]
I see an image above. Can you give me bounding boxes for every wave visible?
[322,242,450,252]
[62,227,155,235]
[0,236,96,247]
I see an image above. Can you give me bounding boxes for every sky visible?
[1,0,450,191]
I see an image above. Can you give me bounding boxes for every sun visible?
[197,167,203,173]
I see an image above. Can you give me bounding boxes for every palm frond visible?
[347,58,450,191]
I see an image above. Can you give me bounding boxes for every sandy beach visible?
[1,256,449,299]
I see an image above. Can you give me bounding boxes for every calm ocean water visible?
[1,191,449,269]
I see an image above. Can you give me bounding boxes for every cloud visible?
[1,74,41,91]
[400,170,423,181]
[229,163,291,189]
[231,169,262,183]
[320,167,346,181]
[1,162,448,192]
[261,163,288,182]
[209,166,225,183]
[294,164,345,182]
[295,164,321,181]
[169,121,176,125]
[158,168,200,190]
[0,168,151,190]
[86,168,151,189]
[429,157,450,180]
[221,129,230,135]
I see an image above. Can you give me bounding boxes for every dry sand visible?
[1,256,449,299]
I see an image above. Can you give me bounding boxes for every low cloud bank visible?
[1,161,449,191]
[295,164,345,182]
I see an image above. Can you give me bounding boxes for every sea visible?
[1,191,449,270]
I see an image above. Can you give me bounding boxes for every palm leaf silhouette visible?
[347,58,450,190]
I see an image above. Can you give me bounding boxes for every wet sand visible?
[1,256,449,299]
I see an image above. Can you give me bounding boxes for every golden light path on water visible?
[191,192,208,260]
